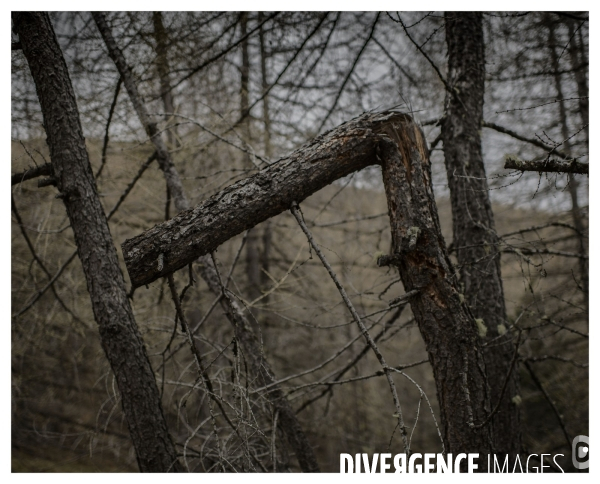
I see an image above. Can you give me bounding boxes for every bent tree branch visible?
[123,115,380,287]
[123,111,494,460]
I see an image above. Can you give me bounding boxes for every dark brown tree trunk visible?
[94,13,320,472]
[12,12,182,473]
[441,12,520,458]
[122,116,381,285]
[122,111,496,462]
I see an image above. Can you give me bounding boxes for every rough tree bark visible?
[122,118,380,286]
[94,12,320,472]
[441,12,520,458]
[123,111,496,463]
[12,12,182,473]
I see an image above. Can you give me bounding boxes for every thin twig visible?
[170,12,279,92]
[397,14,451,93]
[524,361,572,448]
[13,153,156,318]
[469,330,522,429]
[317,13,380,133]
[11,195,83,323]
[521,355,588,369]
[290,200,410,454]
[96,76,122,178]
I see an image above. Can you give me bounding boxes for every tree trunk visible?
[94,12,320,472]
[547,15,588,313]
[123,110,497,462]
[12,12,182,473]
[441,12,520,458]
[566,18,589,144]
[240,13,263,303]
[258,12,274,298]
[378,114,493,465]
[152,11,177,149]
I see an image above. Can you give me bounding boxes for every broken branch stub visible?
[123,111,404,287]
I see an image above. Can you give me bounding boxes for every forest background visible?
[10,6,589,473]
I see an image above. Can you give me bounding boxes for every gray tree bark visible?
[94,12,320,472]
[441,12,520,458]
[12,11,182,473]
[122,110,496,462]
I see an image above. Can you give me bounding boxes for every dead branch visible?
[11,162,53,185]
[122,112,388,287]
[504,156,588,174]
[123,110,500,456]
[484,121,570,159]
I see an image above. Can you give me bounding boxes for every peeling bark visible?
[12,12,182,473]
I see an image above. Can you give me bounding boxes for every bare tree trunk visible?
[240,13,263,303]
[441,12,520,458]
[378,114,493,465]
[94,12,320,472]
[123,111,496,462]
[547,16,588,313]
[152,11,177,149]
[12,12,182,473]
[258,12,274,297]
[566,18,589,143]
